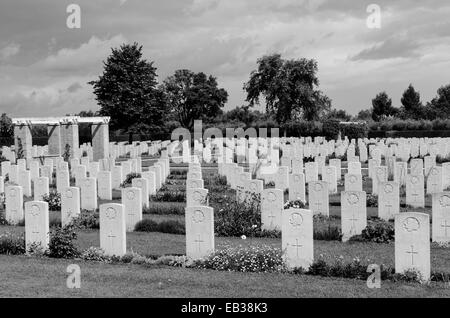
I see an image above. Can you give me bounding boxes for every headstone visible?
[132,178,149,208]
[372,166,388,195]
[141,171,156,195]
[186,188,208,207]
[56,169,70,193]
[122,187,143,231]
[431,192,450,243]
[18,169,31,197]
[426,166,443,194]
[322,166,337,193]
[329,159,341,180]
[282,208,313,269]
[261,189,283,230]
[97,171,112,200]
[185,206,214,260]
[406,174,425,208]
[308,181,329,216]
[341,191,367,241]
[378,181,400,221]
[61,187,81,227]
[348,162,361,175]
[111,165,123,189]
[410,159,423,176]
[80,177,98,210]
[33,177,49,201]
[5,186,24,224]
[395,212,430,281]
[100,203,126,256]
[344,174,362,192]
[305,162,318,184]
[289,173,306,202]
[24,201,49,252]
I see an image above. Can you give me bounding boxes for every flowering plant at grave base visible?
[42,190,61,211]
[69,210,99,230]
[348,219,394,244]
[120,172,142,188]
[195,244,285,273]
[27,242,46,257]
[0,232,26,255]
[81,247,111,262]
[283,200,306,210]
[366,193,378,207]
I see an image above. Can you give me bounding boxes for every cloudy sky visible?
[1,0,450,118]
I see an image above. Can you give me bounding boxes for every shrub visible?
[81,247,111,262]
[142,203,184,215]
[212,193,261,237]
[349,220,394,243]
[150,190,186,202]
[0,232,26,255]
[284,200,306,210]
[42,190,61,211]
[366,193,378,207]
[322,119,341,140]
[120,172,141,187]
[46,225,80,258]
[134,219,185,235]
[340,122,369,140]
[313,224,342,241]
[195,244,284,273]
[70,210,99,229]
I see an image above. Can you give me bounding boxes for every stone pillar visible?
[91,123,109,161]
[47,124,62,156]
[14,124,32,159]
[61,123,79,158]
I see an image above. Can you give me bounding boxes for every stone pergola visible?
[11,116,110,161]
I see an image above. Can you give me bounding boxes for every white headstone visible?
[308,181,329,216]
[431,192,450,243]
[5,186,24,224]
[185,206,214,260]
[406,174,425,208]
[80,177,98,210]
[122,187,143,232]
[341,191,367,241]
[100,203,126,256]
[378,181,400,221]
[261,189,283,230]
[61,187,81,227]
[25,201,49,251]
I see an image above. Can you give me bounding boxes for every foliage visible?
[340,122,369,139]
[244,53,330,124]
[349,220,395,243]
[0,113,13,137]
[195,244,285,273]
[398,84,424,120]
[89,42,167,141]
[70,210,100,229]
[426,84,450,119]
[0,232,26,255]
[284,200,307,209]
[366,193,378,207]
[161,69,228,129]
[62,144,71,163]
[313,224,343,241]
[120,172,141,187]
[322,119,341,140]
[150,190,186,202]
[81,247,111,262]
[46,225,80,258]
[42,190,61,211]
[142,203,184,215]
[211,193,261,237]
[371,92,398,121]
[16,137,24,159]
[134,219,185,234]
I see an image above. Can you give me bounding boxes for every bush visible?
[211,193,261,237]
[81,247,111,262]
[340,122,369,140]
[349,220,394,243]
[120,172,141,187]
[150,190,186,202]
[46,225,79,258]
[313,224,342,241]
[70,210,99,229]
[366,193,378,207]
[0,232,26,255]
[134,219,185,234]
[142,203,184,215]
[42,190,61,211]
[284,200,307,209]
[322,119,341,140]
[195,244,284,273]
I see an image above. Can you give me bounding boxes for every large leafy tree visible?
[400,84,423,119]
[371,92,397,121]
[0,113,13,137]
[89,42,166,141]
[244,54,331,123]
[426,84,450,119]
[162,69,228,129]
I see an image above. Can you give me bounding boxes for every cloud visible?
[67,82,83,93]
[350,37,422,61]
[0,43,20,61]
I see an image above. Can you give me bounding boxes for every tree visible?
[244,53,331,124]
[355,109,373,121]
[371,92,397,121]
[400,84,423,119]
[0,113,13,138]
[426,84,450,119]
[324,109,352,121]
[162,69,228,129]
[89,42,167,142]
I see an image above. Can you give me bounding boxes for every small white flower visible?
[241,235,247,240]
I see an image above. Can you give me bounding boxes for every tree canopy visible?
[161,69,228,129]
[244,54,331,124]
[399,84,423,119]
[89,42,166,139]
[371,92,398,121]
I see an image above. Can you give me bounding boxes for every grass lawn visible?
[1,254,450,297]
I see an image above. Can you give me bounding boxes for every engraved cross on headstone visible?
[194,234,204,252]
[291,238,303,257]
[441,220,450,237]
[406,245,418,265]
[107,231,116,251]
